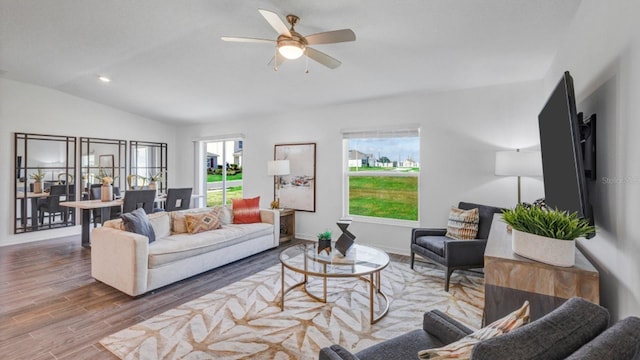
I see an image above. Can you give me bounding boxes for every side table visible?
[278,208,295,242]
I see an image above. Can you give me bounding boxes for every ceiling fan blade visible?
[305,29,356,45]
[221,36,275,44]
[258,9,291,36]
[305,47,341,69]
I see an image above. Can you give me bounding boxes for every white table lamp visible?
[267,160,290,208]
[495,149,542,204]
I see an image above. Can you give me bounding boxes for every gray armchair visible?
[410,201,503,291]
[319,297,640,360]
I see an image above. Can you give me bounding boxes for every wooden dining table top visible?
[61,195,166,209]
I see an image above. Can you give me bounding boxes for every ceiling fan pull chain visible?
[273,46,278,71]
[305,50,309,74]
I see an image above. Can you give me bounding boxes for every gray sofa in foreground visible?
[319,297,640,360]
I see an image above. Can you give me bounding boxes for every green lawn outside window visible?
[349,176,418,221]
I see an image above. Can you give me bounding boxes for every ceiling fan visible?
[221,9,356,70]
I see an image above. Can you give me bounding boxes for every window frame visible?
[342,127,421,227]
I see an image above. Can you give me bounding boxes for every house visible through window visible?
[343,128,420,223]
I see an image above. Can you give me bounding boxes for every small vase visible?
[101,184,113,202]
[317,239,332,254]
[149,181,157,190]
[33,181,43,194]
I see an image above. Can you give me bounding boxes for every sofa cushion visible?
[232,197,261,224]
[415,236,449,257]
[105,211,170,238]
[356,329,446,360]
[445,207,479,240]
[212,204,233,225]
[121,208,156,243]
[418,301,529,359]
[185,210,221,234]
[170,208,217,234]
[148,223,273,268]
[471,297,609,360]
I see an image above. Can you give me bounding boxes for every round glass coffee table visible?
[280,243,390,324]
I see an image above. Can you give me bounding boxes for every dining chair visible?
[38,184,68,227]
[122,189,156,214]
[165,188,192,211]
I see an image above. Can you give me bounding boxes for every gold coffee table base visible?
[280,244,390,324]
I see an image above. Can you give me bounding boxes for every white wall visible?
[544,0,640,321]
[0,78,177,246]
[175,80,545,255]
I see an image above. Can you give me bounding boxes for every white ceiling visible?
[0,0,581,125]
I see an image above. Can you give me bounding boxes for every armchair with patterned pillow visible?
[410,201,503,291]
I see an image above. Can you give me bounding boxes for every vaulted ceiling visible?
[0,0,581,124]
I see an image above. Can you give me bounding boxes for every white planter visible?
[511,229,575,267]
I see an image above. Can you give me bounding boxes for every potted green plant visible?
[502,204,595,267]
[317,230,332,254]
[148,170,165,191]
[30,168,45,193]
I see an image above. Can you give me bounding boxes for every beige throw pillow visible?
[418,301,530,359]
[445,207,479,240]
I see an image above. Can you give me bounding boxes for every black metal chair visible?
[165,188,192,211]
[410,201,503,291]
[122,189,156,214]
[38,184,68,227]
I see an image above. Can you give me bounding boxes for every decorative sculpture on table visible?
[335,218,355,255]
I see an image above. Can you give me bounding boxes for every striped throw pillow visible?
[232,196,262,224]
[445,207,479,240]
[184,210,221,234]
[418,301,530,359]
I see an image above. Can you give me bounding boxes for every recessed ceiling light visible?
[98,75,111,83]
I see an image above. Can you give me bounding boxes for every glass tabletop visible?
[280,243,390,277]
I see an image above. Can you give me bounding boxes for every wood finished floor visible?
[1,235,329,360]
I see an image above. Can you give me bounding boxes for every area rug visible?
[100,261,484,360]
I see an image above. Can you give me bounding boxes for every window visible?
[205,139,243,206]
[343,128,420,224]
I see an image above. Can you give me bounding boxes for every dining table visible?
[61,194,167,247]
[60,199,124,247]
[16,191,50,231]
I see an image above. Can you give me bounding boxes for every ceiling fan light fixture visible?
[278,40,305,59]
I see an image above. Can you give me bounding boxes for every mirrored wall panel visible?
[80,137,127,196]
[14,133,77,234]
[129,140,168,194]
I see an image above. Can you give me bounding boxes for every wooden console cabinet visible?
[483,214,599,325]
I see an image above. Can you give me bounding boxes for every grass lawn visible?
[207,173,243,182]
[206,186,243,206]
[349,176,418,220]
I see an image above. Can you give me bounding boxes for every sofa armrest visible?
[423,310,474,344]
[444,239,487,266]
[412,228,447,243]
[260,209,280,247]
[319,345,361,360]
[91,227,150,296]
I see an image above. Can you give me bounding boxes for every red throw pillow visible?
[232,197,261,224]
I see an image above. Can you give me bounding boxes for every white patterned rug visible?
[100,261,484,360]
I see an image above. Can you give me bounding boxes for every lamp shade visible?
[495,150,542,177]
[267,160,290,176]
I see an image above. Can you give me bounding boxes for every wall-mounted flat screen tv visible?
[538,71,594,227]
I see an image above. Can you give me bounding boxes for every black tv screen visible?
[538,71,593,224]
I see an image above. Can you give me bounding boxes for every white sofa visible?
[91,206,279,296]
